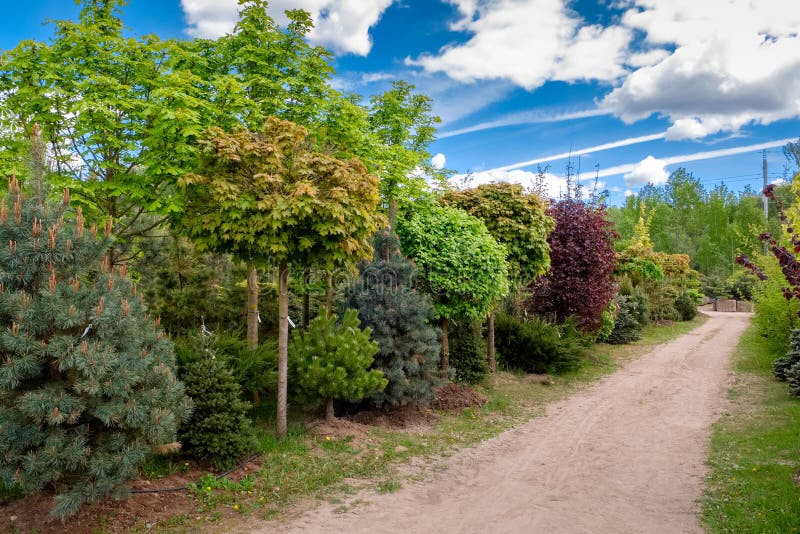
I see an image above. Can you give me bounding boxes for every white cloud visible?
[431,153,447,169]
[623,155,668,186]
[407,0,630,90]
[601,0,800,138]
[181,0,393,56]
[624,189,634,197]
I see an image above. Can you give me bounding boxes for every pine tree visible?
[179,334,257,468]
[0,178,191,518]
[291,309,386,421]
[342,230,441,407]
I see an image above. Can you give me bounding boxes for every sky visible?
[2,0,799,204]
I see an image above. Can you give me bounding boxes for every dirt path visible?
[264,312,750,534]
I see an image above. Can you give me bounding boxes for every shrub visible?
[495,313,585,374]
[342,230,441,407]
[179,343,257,468]
[751,258,800,355]
[674,291,698,321]
[606,296,643,344]
[773,330,800,381]
[629,286,651,326]
[593,300,617,342]
[0,179,191,518]
[786,361,800,396]
[291,309,387,421]
[528,198,617,331]
[449,319,488,384]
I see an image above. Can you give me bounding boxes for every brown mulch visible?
[0,457,262,534]
[430,383,488,412]
[352,404,441,430]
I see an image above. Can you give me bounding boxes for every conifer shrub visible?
[674,291,698,321]
[606,296,643,344]
[0,179,191,518]
[786,361,800,396]
[291,309,386,421]
[772,330,800,381]
[179,338,257,468]
[448,319,488,384]
[495,313,585,374]
[629,287,651,326]
[342,230,441,407]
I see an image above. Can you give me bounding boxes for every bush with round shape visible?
[495,313,585,374]
[606,296,643,344]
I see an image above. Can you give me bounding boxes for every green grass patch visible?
[703,325,800,534]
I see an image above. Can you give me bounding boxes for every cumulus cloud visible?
[623,155,668,186]
[602,0,800,138]
[431,153,447,170]
[181,0,393,56]
[407,0,631,90]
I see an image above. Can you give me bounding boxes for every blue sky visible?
[3,1,799,204]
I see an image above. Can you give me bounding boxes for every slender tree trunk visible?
[302,269,311,327]
[277,262,289,439]
[389,197,397,231]
[487,309,496,373]
[324,272,334,318]
[246,266,259,350]
[325,397,335,423]
[440,317,449,374]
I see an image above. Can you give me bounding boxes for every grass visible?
[703,324,800,534]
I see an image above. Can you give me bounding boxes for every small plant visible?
[495,313,585,374]
[449,319,488,384]
[606,296,643,344]
[179,336,258,468]
[291,309,387,421]
[773,330,800,382]
[674,291,698,321]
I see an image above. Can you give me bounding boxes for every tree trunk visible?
[440,317,449,375]
[325,397,335,423]
[302,269,311,327]
[277,262,289,439]
[325,272,334,318]
[246,266,259,351]
[389,197,397,231]
[487,309,496,373]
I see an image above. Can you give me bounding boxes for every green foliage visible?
[179,340,257,468]
[174,117,382,270]
[752,257,800,355]
[606,295,644,344]
[441,182,554,284]
[397,204,509,321]
[786,361,800,396]
[772,330,800,382]
[494,313,585,374]
[726,270,758,301]
[342,230,441,407]
[0,180,191,518]
[449,320,488,384]
[674,291,698,321]
[291,310,387,409]
[629,287,651,326]
[594,300,617,342]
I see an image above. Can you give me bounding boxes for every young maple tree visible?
[172,117,382,438]
[528,198,618,331]
[442,183,554,371]
[397,204,509,373]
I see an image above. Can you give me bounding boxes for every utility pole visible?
[763,150,769,255]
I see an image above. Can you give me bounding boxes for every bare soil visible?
[264,312,750,534]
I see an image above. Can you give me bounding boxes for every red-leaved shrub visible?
[527,198,618,330]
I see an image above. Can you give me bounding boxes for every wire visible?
[129,454,261,494]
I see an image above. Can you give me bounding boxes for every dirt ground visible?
[261,312,750,534]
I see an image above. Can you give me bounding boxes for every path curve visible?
[269,311,750,534]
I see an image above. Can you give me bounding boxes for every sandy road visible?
[265,311,750,534]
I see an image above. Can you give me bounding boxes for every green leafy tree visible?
[397,204,509,373]
[0,178,191,518]
[291,309,386,421]
[173,117,382,438]
[342,230,441,407]
[442,182,554,370]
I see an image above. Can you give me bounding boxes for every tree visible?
[442,183,554,371]
[172,117,382,438]
[0,1,213,257]
[0,177,190,518]
[397,204,509,373]
[528,198,617,331]
[291,310,386,421]
[342,230,441,407]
